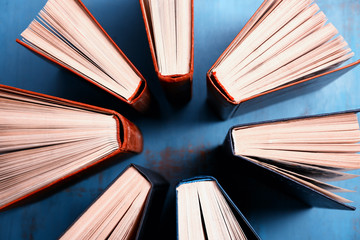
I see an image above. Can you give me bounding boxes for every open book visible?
[177,177,260,240]
[225,111,360,210]
[17,0,151,112]
[0,84,143,210]
[60,164,169,240]
[140,0,194,104]
[207,0,360,119]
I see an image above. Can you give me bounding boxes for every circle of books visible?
[1,0,360,239]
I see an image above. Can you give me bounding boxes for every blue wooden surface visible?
[1,0,360,239]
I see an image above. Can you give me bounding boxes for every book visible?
[139,0,194,104]
[224,110,360,210]
[176,176,260,240]
[207,0,360,119]
[16,0,151,113]
[0,84,143,210]
[60,164,169,240]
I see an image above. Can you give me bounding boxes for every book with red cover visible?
[16,0,151,113]
[207,0,360,120]
[0,84,143,211]
[139,0,194,105]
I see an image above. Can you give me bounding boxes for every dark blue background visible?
[1,0,360,239]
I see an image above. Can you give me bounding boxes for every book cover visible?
[207,0,360,119]
[16,0,152,113]
[0,84,143,210]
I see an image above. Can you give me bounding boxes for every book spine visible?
[116,114,143,153]
[223,129,235,157]
[206,72,238,120]
[129,81,152,113]
[158,73,192,105]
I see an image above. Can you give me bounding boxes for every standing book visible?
[176,176,260,240]
[224,110,360,210]
[0,84,143,210]
[207,0,360,119]
[140,0,194,104]
[17,0,151,112]
[60,164,169,240]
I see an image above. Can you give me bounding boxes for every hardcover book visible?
[139,0,194,104]
[224,110,360,210]
[207,0,360,119]
[0,84,143,210]
[176,176,260,240]
[17,0,151,112]
[60,164,169,240]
